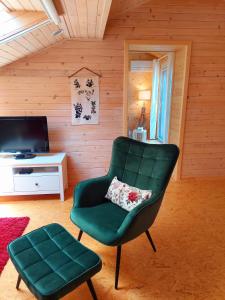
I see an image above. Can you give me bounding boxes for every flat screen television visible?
[0,116,49,158]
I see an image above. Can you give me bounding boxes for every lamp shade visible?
[138,90,151,101]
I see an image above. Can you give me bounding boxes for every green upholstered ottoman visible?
[8,223,102,300]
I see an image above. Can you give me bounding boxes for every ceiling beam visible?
[96,0,112,39]
[58,0,112,40]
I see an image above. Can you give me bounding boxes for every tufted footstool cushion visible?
[8,223,102,300]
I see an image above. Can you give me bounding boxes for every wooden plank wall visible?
[128,70,152,137]
[108,0,225,178]
[169,48,185,146]
[169,47,186,178]
[0,40,123,185]
[0,0,225,183]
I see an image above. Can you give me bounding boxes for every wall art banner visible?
[71,76,99,125]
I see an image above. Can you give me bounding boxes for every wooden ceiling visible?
[0,0,151,68]
[0,22,64,67]
[59,0,112,39]
[0,0,64,67]
[1,0,43,10]
[0,10,47,40]
[1,0,113,39]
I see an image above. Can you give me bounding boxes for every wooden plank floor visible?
[0,178,225,300]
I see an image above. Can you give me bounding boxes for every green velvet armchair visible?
[70,136,179,289]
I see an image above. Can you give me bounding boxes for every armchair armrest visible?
[117,191,164,244]
[73,175,111,208]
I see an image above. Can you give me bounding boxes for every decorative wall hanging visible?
[69,67,101,125]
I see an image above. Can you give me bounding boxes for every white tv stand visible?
[0,153,68,201]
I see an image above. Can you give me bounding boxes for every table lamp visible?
[137,90,151,128]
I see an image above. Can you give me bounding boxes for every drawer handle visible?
[35,183,39,186]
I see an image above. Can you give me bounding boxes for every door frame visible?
[123,40,192,180]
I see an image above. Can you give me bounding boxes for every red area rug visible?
[0,217,30,274]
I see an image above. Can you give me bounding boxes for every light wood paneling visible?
[108,0,225,179]
[59,0,112,39]
[0,21,64,67]
[0,38,123,185]
[109,0,150,18]
[169,48,187,179]
[0,10,47,40]
[0,3,65,68]
[1,0,225,180]
[1,0,43,11]
[0,0,147,69]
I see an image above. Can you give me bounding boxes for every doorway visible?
[124,40,192,180]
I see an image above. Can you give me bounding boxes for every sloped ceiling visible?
[0,10,47,40]
[1,0,43,10]
[0,22,64,67]
[0,0,151,68]
[0,0,65,67]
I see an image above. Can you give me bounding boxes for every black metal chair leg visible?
[87,279,98,300]
[115,245,122,290]
[16,274,21,290]
[77,230,83,241]
[145,230,156,252]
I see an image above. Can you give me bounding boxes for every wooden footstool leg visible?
[87,279,98,300]
[16,274,22,290]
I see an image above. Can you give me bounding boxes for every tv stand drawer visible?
[14,175,60,192]
[0,152,67,201]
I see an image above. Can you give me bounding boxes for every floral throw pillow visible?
[105,177,152,212]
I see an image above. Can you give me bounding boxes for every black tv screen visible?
[0,116,49,153]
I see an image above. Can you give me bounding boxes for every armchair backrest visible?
[108,137,179,196]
